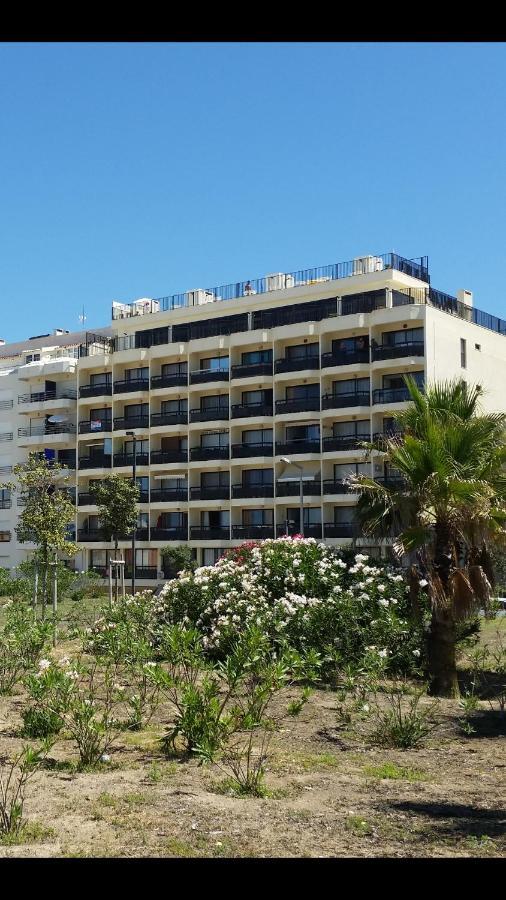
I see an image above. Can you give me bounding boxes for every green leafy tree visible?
[93,475,139,599]
[13,454,78,617]
[160,544,197,579]
[353,376,506,698]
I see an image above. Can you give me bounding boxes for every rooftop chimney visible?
[457,290,473,307]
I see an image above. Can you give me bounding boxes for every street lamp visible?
[279,457,304,537]
[126,431,137,594]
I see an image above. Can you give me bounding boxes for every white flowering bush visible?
[154,538,427,675]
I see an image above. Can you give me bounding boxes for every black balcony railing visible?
[321,392,370,409]
[190,407,229,423]
[18,424,75,438]
[374,476,407,489]
[150,412,188,427]
[321,350,369,368]
[190,486,230,500]
[372,431,403,447]
[151,450,188,464]
[231,402,273,418]
[324,523,358,538]
[150,373,188,389]
[232,484,274,498]
[372,342,424,361]
[78,529,106,541]
[232,525,275,540]
[78,455,112,470]
[113,378,150,393]
[190,369,229,384]
[79,420,112,434]
[0,500,12,509]
[277,523,322,539]
[150,488,188,502]
[276,481,321,496]
[150,527,188,541]
[79,383,112,398]
[190,526,231,540]
[190,446,229,461]
[322,435,370,452]
[275,440,320,455]
[18,390,77,403]
[78,492,96,505]
[113,416,149,430]
[373,388,413,404]
[231,362,273,379]
[125,567,158,580]
[322,480,354,494]
[275,397,320,414]
[113,453,149,467]
[274,356,320,374]
[231,442,274,457]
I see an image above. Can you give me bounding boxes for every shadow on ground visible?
[387,800,506,839]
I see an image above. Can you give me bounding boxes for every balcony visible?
[78,492,97,506]
[150,488,188,502]
[232,525,275,540]
[231,362,273,379]
[79,383,112,398]
[113,415,149,431]
[275,440,320,455]
[78,455,112,470]
[113,378,150,394]
[190,526,231,540]
[18,424,75,441]
[321,350,369,368]
[190,486,230,500]
[321,392,370,409]
[0,500,12,509]
[190,369,229,385]
[150,527,188,541]
[125,567,158,580]
[151,450,188,465]
[275,397,320,414]
[190,407,229,423]
[322,435,370,452]
[277,523,322,539]
[231,442,274,458]
[18,389,77,404]
[150,373,188,389]
[78,529,106,542]
[372,342,424,361]
[190,446,229,461]
[322,480,354,494]
[113,452,149,467]
[276,481,321,497]
[231,402,273,418]
[274,356,320,374]
[150,412,188,427]
[134,527,149,540]
[79,419,112,434]
[324,523,358,538]
[373,388,413,404]
[232,484,274,499]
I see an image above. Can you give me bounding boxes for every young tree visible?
[160,544,197,579]
[93,474,139,601]
[14,454,78,619]
[353,376,506,698]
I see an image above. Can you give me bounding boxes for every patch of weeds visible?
[122,792,148,807]
[97,792,118,808]
[271,751,339,774]
[345,815,374,837]
[362,762,428,782]
[0,821,56,846]
[145,761,178,784]
[464,834,497,853]
[210,776,271,798]
[163,836,199,858]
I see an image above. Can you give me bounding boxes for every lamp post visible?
[126,431,137,594]
[279,457,304,537]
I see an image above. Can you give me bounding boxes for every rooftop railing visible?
[112,253,430,318]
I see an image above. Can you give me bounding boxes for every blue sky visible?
[1,42,505,341]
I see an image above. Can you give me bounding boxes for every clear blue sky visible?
[1,41,505,341]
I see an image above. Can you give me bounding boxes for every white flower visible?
[419,579,428,588]
[412,649,421,658]
[378,598,389,608]
[38,659,51,671]
[100,754,111,763]
[378,649,388,658]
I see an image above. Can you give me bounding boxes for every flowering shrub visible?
[0,601,52,694]
[83,591,157,664]
[154,539,426,674]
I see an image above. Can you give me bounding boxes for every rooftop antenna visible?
[78,306,87,328]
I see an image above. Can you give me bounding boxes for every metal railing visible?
[79,383,112,398]
[113,378,150,393]
[275,397,320,414]
[190,446,229,461]
[190,526,231,540]
[276,481,321,496]
[190,407,229,422]
[232,484,274,498]
[113,416,149,431]
[151,373,188,389]
[274,356,320,374]
[231,442,274,457]
[372,388,414,404]
[151,450,188,464]
[277,523,322,539]
[372,342,424,361]
[18,390,76,403]
[324,523,358,538]
[232,525,275,539]
[150,527,188,541]
[231,362,273,379]
[322,480,355,494]
[275,440,320,455]
[18,424,75,437]
[113,452,149,467]
[322,435,369,452]
[150,412,188,427]
[190,369,230,384]
[79,420,112,434]
[78,455,112,469]
[150,488,188,502]
[321,350,369,368]
[231,402,273,418]
[190,486,230,500]
[321,392,370,409]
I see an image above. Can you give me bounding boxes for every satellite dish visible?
[47,414,69,424]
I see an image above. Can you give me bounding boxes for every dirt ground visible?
[0,608,504,859]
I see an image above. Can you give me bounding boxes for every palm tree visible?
[352,376,506,697]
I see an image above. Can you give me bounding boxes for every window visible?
[242,428,273,445]
[201,471,229,487]
[125,367,148,381]
[285,383,319,400]
[199,356,229,371]
[161,362,187,375]
[201,394,228,410]
[135,476,149,492]
[161,398,187,413]
[158,476,187,490]
[201,431,229,448]
[90,407,111,423]
[333,420,369,437]
[286,424,320,442]
[137,512,149,529]
[241,350,272,365]
[475,343,481,351]
[331,336,368,353]
[382,328,423,346]
[333,506,356,523]
[124,439,148,455]
[243,468,273,486]
[242,508,273,525]
[124,402,148,418]
[383,371,424,389]
[203,548,226,565]
[285,342,319,360]
[90,372,112,386]
[90,550,112,569]
[333,461,369,480]
[242,389,272,405]
[156,512,187,528]
[201,510,229,527]
[287,507,321,526]
[25,353,41,364]
[0,531,10,542]
[332,377,369,396]
[460,338,467,369]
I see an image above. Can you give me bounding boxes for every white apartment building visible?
[1,252,506,583]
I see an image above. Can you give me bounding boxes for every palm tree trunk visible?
[427,523,460,698]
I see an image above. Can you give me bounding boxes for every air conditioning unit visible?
[187,289,216,306]
[133,298,159,315]
[352,255,384,276]
[266,273,287,292]
[111,301,131,319]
